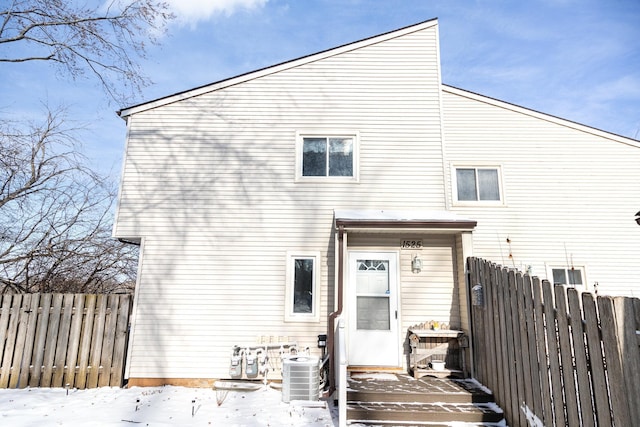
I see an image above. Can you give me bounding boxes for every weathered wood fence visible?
[0,293,132,389]
[468,257,640,427]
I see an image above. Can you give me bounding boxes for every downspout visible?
[326,224,345,395]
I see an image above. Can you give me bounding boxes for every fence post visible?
[567,288,595,427]
[597,297,631,426]
[582,293,613,427]
[613,297,640,422]
[554,285,580,427]
[467,257,484,383]
[531,277,553,426]
[542,280,566,427]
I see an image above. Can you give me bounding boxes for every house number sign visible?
[401,240,423,249]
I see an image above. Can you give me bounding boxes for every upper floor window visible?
[296,133,358,181]
[453,166,503,204]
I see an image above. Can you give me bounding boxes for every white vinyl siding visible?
[442,87,640,295]
[399,236,459,329]
[116,24,447,379]
[114,18,640,382]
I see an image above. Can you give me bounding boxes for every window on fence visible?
[296,134,358,181]
[551,267,585,286]
[453,166,503,204]
[285,252,321,322]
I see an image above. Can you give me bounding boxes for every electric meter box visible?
[245,353,258,378]
[229,355,242,379]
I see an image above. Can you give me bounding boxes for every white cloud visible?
[589,75,640,102]
[166,0,268,25]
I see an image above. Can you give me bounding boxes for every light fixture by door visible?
[411,254,422,274]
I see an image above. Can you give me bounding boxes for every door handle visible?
[395,310,398,319]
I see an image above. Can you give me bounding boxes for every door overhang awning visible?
[334,209,477,233]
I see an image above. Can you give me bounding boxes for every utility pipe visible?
[326,225,345,394]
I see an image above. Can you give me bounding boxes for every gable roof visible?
[442,85,640,148]
[118,18,439,118]
[117,19,640,149]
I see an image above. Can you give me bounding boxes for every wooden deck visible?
[346,372,504,426]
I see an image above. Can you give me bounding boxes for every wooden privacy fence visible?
[0,293,132,389]
[468,257,640,427]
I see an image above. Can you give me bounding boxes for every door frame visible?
[346,250,401,367]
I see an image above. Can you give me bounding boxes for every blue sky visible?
[2,0,639,177]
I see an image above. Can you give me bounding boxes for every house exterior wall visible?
[442,87,640,296]
[115,23,456,381]
[113,19,640,383]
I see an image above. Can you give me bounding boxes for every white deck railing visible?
[334,315,347,427]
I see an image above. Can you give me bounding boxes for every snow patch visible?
[349,373,400,381]
[0,385,335,426]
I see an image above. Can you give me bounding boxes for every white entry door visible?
[347,252,400,366]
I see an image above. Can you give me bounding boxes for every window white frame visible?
[295,131,359,182]
[285,251,321,322]
[451,164,505,206]
[546,265,587,287]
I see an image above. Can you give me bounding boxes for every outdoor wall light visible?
[635,211,640,226]
[472,284,484,306]
[411,254,423,274]
[317,334,327,349]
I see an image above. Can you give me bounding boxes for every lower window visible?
[285,252,321,322]
[551,267,584,286]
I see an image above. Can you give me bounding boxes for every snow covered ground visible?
[0,385,337,426]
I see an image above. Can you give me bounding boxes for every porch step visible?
[347,380,494,404]
[347,401,504,425]
[346,373,505,426]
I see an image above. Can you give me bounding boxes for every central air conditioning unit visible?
[281,356,320,403]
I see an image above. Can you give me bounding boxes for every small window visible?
[296,133,358,181]
[551,267,584,286]
[453,166,503,204]
[285,252,320,322]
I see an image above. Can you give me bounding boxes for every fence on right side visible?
[467,257,640,427]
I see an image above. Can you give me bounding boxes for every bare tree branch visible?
[0,107,139,293]
[0,0,174,103]
[0,1,170,292]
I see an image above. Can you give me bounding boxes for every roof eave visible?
[335,218,477,231]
